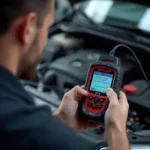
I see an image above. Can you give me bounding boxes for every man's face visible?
[19,0,54,80]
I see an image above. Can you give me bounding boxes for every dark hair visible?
[0,0,50,35]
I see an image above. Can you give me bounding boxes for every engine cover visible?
[44,50,137,94]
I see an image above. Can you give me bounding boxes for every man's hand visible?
[104,88,130,150]
[53,86,100,132]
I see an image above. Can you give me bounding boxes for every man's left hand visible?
[53,86,100,132]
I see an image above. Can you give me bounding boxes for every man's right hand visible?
[104,88,130,150]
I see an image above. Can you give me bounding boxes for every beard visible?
[19,62,38,80]
[18,33,41,80]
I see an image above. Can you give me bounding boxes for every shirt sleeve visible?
[0,98,89,150]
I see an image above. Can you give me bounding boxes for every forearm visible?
[107,130,130,150]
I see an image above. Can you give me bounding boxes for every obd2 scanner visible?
[81,55,123,122]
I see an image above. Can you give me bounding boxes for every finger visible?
[73,86,88,98]
[81,85,85,89]
[119,91,129,106]
[107,88,119,105]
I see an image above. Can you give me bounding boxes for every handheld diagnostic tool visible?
[82,55,123,122]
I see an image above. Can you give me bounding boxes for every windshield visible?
[81,0,150,32]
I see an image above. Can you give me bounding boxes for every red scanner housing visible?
[82,56,123,122]
[85,66,116,114]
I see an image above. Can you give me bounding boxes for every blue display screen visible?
[89,71,113,94]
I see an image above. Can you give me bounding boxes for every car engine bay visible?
[23,0,150,149]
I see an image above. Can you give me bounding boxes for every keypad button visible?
[94,97,99,103]
[92,104,97,108]
[97,104,103,108]
[88,102,92,107]
[89,96,93,100]
[99,98,105,103]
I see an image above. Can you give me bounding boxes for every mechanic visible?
[0,0,129,150]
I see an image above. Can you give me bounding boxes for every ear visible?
[18,13,37,47]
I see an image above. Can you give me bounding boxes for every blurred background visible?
[23,0,150,149]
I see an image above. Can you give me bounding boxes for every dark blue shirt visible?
[0,66,87,150]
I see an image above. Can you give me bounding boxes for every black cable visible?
[109,44,150,88]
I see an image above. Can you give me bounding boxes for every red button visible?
[123,84,137,95]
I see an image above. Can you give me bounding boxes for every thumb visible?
[72,86,88,98]
[106,88,119,106]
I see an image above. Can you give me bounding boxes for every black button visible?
[92,104,97,108]
[89,96,93,100]
[94,97,99,103]
[88,102,92,107]
[97,104,103,108]
[99,98,105,103]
